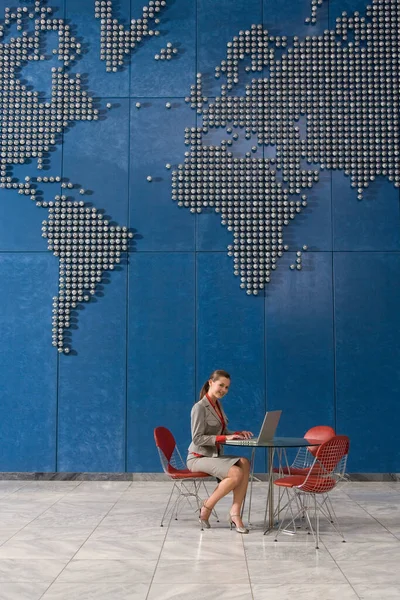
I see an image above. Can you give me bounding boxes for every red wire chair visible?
[273,425,336,476]
[272,435,350,549]
[266,426,336,526]
[154,426,219,529]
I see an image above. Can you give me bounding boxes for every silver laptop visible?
[229,410,282,445]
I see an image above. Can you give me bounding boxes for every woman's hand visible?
[240,430,253,439]
[225,431,253,441]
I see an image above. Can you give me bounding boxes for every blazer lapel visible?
[206,398,229,429]
[202,396,222,422]
[205,401,220,421]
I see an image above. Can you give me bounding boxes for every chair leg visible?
[178,480,197,515]
[318,493,335,523]
[265,487,293,530]
[318,494,346,542]
[161,482,178,527]
[295,491,306,526]
[273,488,345,549]
[302,495,318,548]
[162,478,223,529]
[272,489,303,538]
[195,481,203,525]
[174,481,185,519]
[314,495,320,549]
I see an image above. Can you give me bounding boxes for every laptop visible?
[228,410,282,445]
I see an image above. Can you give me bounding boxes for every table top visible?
[224,437,322,448]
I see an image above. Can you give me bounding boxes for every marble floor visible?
[0,480,399,599]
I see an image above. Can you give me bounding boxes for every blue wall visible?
[0,0,399,473]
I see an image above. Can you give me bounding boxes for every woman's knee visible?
[239,457,250,472]
[227,465,243,485]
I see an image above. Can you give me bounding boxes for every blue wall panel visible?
[127,252,195,471]
[0,147,63,252]
[129,98,195,251]
[329,0,371,26]
[284,170,333,253]
[265,252,335,437]
[263,0,328,36]
[196,211,233,253]
[197,252,266,470]
[0,254,58,471]
[334,252,400,472]
[65,0,131,98]
[130,0,196,97]
[332,173,400,252]
[195,119,264,252]
[62,97,130,225]
[57,265,127,472]
[0,190,57,252]
[1,0,400,474]
[198,0,262,97]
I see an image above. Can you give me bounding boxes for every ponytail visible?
[199,380,210,401]
[198,369,231,401]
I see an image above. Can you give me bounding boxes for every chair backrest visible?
[305,425,336,457]
[316,435,349,474]
[299,435,350,494]
[154,426,176,464]
[154,426,188,476]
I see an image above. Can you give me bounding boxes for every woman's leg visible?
[200,459,250,527]
[230,458,250,525]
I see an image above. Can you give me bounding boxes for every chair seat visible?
[274,474,336,493]
[273,464,326,476]
[167,465,210,480]
[274,475,307,487]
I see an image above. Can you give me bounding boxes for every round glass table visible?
[224,437,322,530]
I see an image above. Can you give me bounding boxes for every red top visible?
[206,393,227,443]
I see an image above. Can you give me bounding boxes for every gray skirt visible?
[186,455,241,480]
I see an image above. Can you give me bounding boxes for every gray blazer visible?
[188,396,233,458]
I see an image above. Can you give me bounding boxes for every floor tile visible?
[41,582,150,599]
[56,559,157,583]
[71,482,131,493]
[147,583,253,600]
[75,530,166,560]
[0,532,89,559]
[252,582,359,599]
[0,527,26,546]
[325,540,400,563]
[244,539,326,559]
[354,584,400,599]
[0,559,67,583]
[0,582,50,600]
[0,484,26,499]
[153,559,249,584]
[99,514,162,530]
[247,556,347,585]
[159,538,245,561]
[0,481,398,600]
[339,558,400,586]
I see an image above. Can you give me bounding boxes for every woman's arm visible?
[224,424,252,439]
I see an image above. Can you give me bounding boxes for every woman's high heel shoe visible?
[199,502,212,529]
[229,514,249,534]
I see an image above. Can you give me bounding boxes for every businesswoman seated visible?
[187,369,252,533]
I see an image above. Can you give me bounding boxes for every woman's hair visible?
[199,369,231,401]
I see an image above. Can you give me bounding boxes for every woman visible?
[187,369,252,533]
